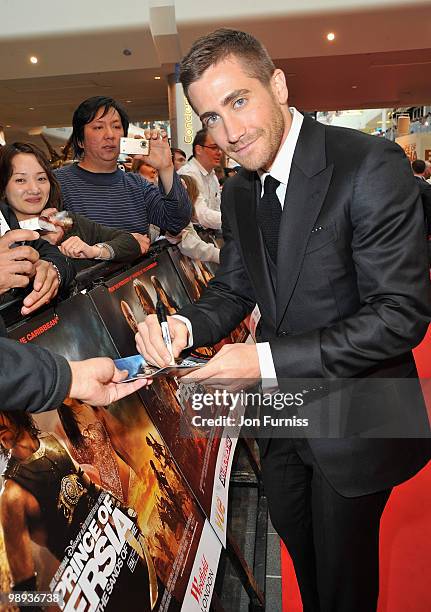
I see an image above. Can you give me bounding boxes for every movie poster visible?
[2,293,221,611]
[88,251,240,543]
[167,246,249,344]
[86,252,193,358]
[166,247,213,303]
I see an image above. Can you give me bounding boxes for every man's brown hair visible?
[412,159,426,174]
[179,28,275,101]
[192,128,209,157]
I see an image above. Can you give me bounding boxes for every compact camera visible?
[120,137,150,156]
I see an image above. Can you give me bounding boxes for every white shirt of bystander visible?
[178,157,221,229]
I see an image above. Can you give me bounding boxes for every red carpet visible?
[281,326,431,611]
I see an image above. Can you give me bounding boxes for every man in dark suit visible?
[136,29,431,611]
[412,159,431,231]
[412,159,431,264]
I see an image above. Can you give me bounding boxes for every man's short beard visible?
[227,103,285,172]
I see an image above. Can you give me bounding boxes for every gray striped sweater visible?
[55,163,191,235]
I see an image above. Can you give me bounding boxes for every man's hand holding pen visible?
[136,310,189,368]
[155,300,175,365]
[135,303,261,391]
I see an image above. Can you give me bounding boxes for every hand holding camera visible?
[122,129,172,172]
[120,137,150,156]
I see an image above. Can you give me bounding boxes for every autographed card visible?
[115,354,209,380]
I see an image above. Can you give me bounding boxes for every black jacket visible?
[0,336,71,412]
[414,175,431,235]
[179,117,431,496]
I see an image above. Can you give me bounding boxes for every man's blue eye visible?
[207,115,219,127]
[234,98,246,109]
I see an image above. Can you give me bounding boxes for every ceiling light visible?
[6,125,11,128]
[351,85,358,89]
[125,100,132,103]
[28,107,35,111]
[154,76,161,80]
[30,56,38,64]
[326,32,335,41]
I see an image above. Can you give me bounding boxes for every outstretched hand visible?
[59,236,98,259]
[68,357,151,406]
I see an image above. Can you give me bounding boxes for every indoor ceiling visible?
[1,1,430,145]
[277,47,431,111]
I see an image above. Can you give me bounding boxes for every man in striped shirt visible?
[55,96,191,236]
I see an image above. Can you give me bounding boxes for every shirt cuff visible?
[171,314,193,348]
[256,341,278,391]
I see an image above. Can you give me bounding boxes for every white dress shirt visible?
[178,157,222,229]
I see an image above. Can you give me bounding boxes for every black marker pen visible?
[156,300,175,365]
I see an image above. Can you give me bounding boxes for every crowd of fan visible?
[0,95,241,326]
[1,94,429,330]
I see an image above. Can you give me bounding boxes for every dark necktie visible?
[257,174,281,263]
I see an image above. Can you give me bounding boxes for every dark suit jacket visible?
[414,175,431,235]
[179,116,431,496]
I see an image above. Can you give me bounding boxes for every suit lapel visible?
[276,116,333,328]
[235,176,277,326]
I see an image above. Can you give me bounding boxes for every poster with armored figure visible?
[2,292,221,611]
